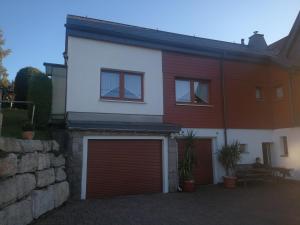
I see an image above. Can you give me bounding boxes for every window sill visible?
[280,154,289,157]
[176,103,213,107]
[99,98,146,104]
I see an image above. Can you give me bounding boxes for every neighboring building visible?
[45,13,300,199]
[44,63,67,122]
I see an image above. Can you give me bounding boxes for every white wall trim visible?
[81,135,169,200]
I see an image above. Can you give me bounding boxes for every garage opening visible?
[86,139,162,198]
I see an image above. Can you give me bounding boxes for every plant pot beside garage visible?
[218,141,246,188]
[223,176,237,188]
[179,130,197,192]
[22,122,34,140]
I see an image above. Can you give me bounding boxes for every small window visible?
[276,86,284,99]
[175,79,210,105]
[256,87,263,100]
[239,144,247,152]
[100,69,143,101]
[280,136,288,157]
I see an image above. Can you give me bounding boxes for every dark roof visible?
[43,63,66,68]
[268,36,288,54]
[66,15,274,63]
[281,11,300,58]
[269,11,300,62]
[67,120,181,134]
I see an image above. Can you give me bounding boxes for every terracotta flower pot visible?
[183,179,196,192]
[22,131,34,140]
[223,176,237,188]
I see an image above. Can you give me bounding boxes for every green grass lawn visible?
[1,108,51,139]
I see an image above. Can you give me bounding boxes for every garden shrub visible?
[14,67,42,102]
[27,74,52,129]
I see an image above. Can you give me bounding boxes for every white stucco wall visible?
[227,129,273,164]
[180,128,300,182]
[180,128,278,183]
[66,37,163,115]
[51,67,66,115]
[272,127,300,179]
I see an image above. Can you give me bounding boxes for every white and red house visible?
[45,13,300,199]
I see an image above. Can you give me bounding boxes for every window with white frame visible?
[239,144,248,152]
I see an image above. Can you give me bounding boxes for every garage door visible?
[178,139,213,185]
[87,139,162,198]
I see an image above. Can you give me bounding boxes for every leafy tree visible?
[28,74,52,129]
[0,30,11,80]
[14,67,42,101]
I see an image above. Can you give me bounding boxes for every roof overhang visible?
[67,120,181,134]
[65,15,272,64]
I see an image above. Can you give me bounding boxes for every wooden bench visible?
[236,164,273,187]
[236,164,293,187]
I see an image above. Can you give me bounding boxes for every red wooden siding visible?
[224,61,274,129]
[269,65,294,128]
[162,52,224,128]
[291,72,300,125]
[178,139,213,185]
[163,51,294,129]
[87,140,162,198]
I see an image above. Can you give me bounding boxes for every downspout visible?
[220,52,228,146]
[288,68,296,126]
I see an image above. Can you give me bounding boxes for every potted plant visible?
[22,122,34,140]
[218,141,245,188]
[179,130,197,192]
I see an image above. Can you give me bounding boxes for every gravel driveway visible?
[32,182,300,225]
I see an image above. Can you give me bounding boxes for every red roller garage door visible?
[178,138,213,185]
[87,139,162,198]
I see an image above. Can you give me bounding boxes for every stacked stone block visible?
[0,138,69,225]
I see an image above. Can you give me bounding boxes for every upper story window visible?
[175,79,210,105]
[100,69,143,101]
[256,87,263,100]
[276,86,284,99]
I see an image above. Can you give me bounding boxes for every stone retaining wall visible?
[0,138,69,225]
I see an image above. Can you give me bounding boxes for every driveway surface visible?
[32,182,300,225]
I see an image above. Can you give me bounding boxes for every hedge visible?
[14,67,42,102]
[27,74,52,129]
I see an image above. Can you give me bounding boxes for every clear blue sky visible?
[1,0,300,80]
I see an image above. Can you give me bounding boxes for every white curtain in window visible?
[124,74,141,99]
[101,71,120,97]
[176,80,190,102]
[194,82,209,104]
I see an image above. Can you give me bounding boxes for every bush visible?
[22,121,34,131]
[179,130,197,180]
[28,74,52,129]
[218,141,246,176]
[15,67,42,102]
